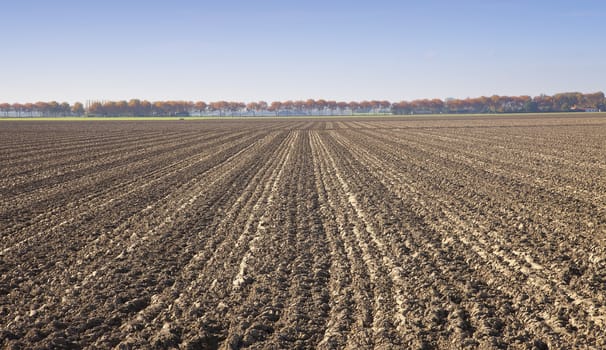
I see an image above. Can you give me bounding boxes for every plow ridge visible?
[1,116,605,349]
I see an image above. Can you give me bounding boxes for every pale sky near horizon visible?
[1,0,605,103]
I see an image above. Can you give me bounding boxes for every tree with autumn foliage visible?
[194,101,207,115]
[72,102,85,116]
[1,91,604,118]
[269,101,282,116]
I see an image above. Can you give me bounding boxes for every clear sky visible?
[1,0,605,103]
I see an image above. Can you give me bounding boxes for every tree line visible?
[0,92,604,117]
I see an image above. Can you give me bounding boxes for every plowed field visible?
[1,115,605,349]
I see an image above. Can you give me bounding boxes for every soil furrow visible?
[2,116,605,349]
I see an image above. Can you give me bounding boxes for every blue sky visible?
[1,0,605,102]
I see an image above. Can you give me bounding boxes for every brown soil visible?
[1,114,605,349]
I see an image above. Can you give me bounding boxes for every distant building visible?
[570,105,598,112]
